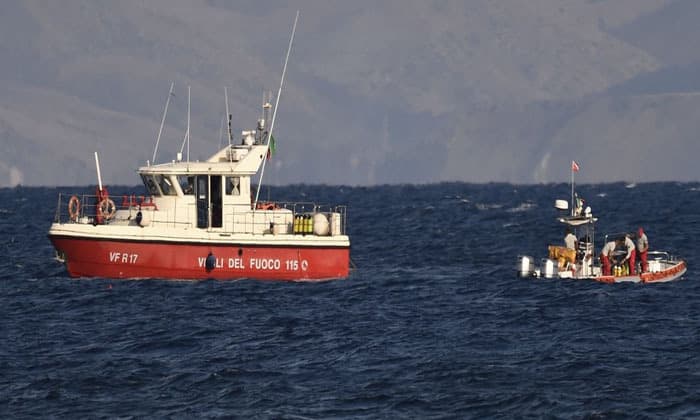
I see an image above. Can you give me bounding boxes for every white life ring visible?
[98,198,117,220]
[68,195,80,221]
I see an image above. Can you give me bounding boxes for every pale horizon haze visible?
[1,1,699,187]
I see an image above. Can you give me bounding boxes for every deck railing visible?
[53,193,160,224]
[53,193,347,236]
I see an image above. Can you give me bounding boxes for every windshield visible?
[156,175,177,196]
[177,175,195,195]
[141,175,161,196]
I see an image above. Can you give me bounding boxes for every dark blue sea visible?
[2,182,700,419]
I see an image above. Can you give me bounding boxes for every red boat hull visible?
[50,236,350,281]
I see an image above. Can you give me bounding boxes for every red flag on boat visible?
[571,160,580,172]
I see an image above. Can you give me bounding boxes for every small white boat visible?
[519,244,687,284]
[518,164,686,284]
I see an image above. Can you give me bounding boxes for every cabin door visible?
[196,175,223,229]
[210,176,222,228]
[196,176,208,228]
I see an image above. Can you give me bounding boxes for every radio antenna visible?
[152,82,174,164]
[254,10,299,208]
[178,86,191,162]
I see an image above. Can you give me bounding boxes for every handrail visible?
[647,251,671,261]
[53,193,347,236]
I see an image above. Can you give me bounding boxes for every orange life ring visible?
[68,195,80,221]
[98,198,117,220]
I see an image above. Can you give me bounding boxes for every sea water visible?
[2,182,700,418]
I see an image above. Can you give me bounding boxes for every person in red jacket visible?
[636,227,649,273]
[600,239,617,276]
[623,234,636,275]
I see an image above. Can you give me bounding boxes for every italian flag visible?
[267,135,276,160]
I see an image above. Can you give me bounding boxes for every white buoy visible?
[136,210,151,227]
[312,213,329,236]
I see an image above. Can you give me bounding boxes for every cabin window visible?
[156,175,177,196]
[177,175,194,195]
[226,176,241,195]
[141,175,161,196]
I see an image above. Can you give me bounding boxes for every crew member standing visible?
[637,227,649,273]
[600,240,617,276]
[624,234,636,275]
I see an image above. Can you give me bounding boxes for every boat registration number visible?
[109,252,139,264]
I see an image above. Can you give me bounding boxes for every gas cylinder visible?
[293,215,300,234]
[297,215,305,234]
[298,214,305,234]
[305,214,313,234]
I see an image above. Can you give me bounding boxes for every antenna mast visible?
[178,86,191,162]
[187,86,191,162]
[152,82,175,164]
[94,152,103,191]
[218,112,225,149]
[254,10,299,208]
[225,87,233,146]
[224,87,233,162]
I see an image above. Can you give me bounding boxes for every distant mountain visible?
[1,0,699,187]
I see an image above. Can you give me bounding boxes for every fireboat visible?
[48,13,351,281]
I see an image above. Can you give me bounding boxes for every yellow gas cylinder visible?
[300,215,308,235]
[293,215,300,233]
[299,215,306,234]
[298,215,304,234]
[305,214,313,234]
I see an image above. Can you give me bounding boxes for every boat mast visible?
[218,112,225,149]
[571,166,574,217]
[225,87,234,162]
[152,82,175,164]
[187,86,191,162]
[225,86,233,147]
[178,86,191,162]
[254,10,299,209]
[94,152,103,191]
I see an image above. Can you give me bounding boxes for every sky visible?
[1,0,700,187]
